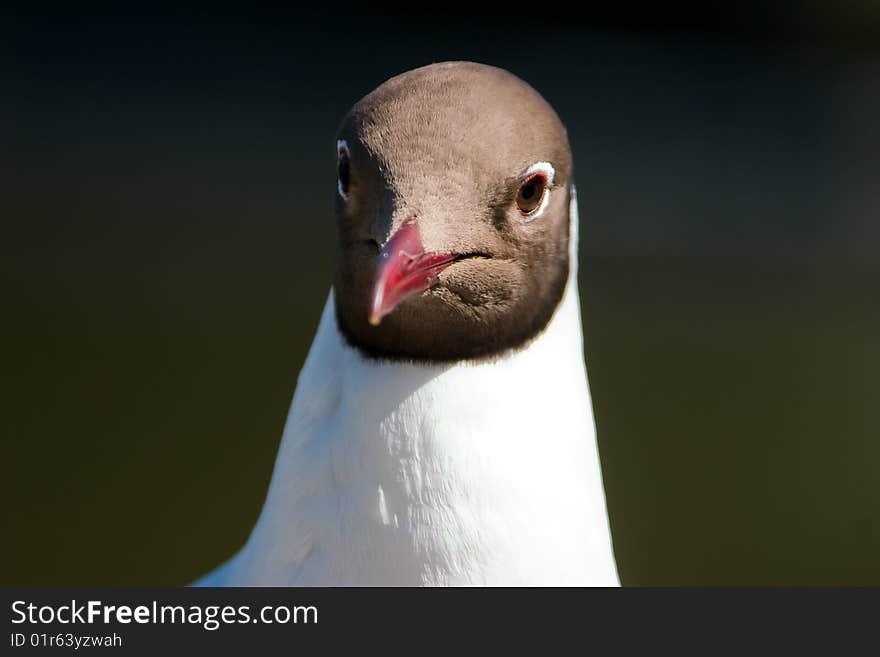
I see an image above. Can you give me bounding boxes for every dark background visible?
[2,5,878,585]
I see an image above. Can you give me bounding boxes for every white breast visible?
[198,189,619,586]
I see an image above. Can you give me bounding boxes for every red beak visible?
[368,222,457,326]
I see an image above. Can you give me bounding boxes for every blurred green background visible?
[2,6,878,585]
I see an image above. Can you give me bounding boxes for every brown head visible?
[332,61,574,363]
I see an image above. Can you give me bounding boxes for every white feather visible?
[195,187,620,586]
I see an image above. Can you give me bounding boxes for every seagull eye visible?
[516,173,547,216]
[336,140,351,199]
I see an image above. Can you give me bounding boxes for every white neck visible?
[213,188,619,586]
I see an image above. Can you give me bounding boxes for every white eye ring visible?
[518,162,554,223]
[336,139,350,201]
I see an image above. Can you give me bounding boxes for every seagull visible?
[195,61,620,586]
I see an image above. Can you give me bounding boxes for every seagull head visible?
[332,61,573,362]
